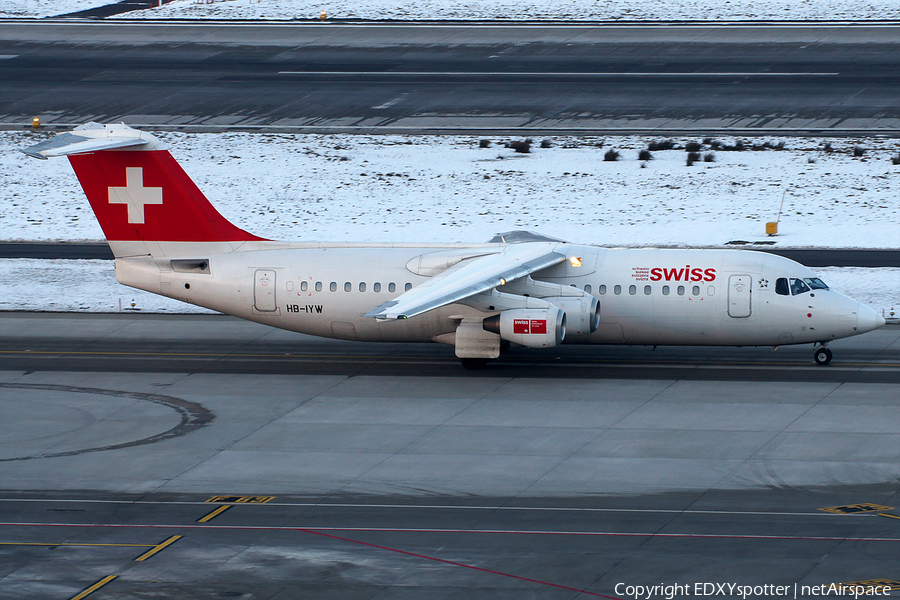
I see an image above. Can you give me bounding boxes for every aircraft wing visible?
[364,242,565,320]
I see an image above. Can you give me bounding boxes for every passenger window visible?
[315,282,322,292]
[405,283,413,291]
[644,285,651,295]
[286,281,294,291]
[300,281,308,292]
[707,286,715,296]
[692,285,700,296]
[662,285,670,296]
[614,285,622,295]
[359,282,366,292]
[584,284,592,294]
[389,283,396,293]
[374,282,381,292]
[775,278,789,295]
[629,285,636,295]
[790,278,810,295]
[329,282,337,292]
[677,285,685,296]
[599,284,607,295]
[344,282,351,292]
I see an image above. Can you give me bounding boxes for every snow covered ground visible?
[2,129,897,314]
[3,0,900,21]
[0,259,213,313]
[0,0,112,18]
[4,130,899,248]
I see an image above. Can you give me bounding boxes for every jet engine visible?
[545,295,600,336]
[482,308,566,348]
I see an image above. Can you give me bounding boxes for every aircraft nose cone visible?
[857,303,886,333]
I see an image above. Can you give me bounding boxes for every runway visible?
[1,313,899,598]
[2,21,900,134]
[2,313,899,382]
[3,489,900,599]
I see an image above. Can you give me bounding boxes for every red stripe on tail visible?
[68,149,264,242]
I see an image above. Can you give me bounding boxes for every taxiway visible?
[1,313,899,598]
[2,21,900,134]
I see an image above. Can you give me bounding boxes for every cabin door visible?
[254,269,277,312]
[728,275,752,318]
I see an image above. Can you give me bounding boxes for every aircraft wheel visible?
[814,347,833,366]
[460,358,490,370]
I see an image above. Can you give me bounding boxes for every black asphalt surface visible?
[1,22,900,134]
[1,314,898,383]
[0,243,115,260]
[2,243,898,266]
[2,486,899,600]
[59,0,176,19]
[1,313,900,598]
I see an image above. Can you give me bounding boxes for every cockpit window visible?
[790,278,811,295]
[804,278,829,290]
[775,278,789,296]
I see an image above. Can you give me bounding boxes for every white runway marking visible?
[0,498,853,517]
[279,71,840,77]
[2,521,899,543]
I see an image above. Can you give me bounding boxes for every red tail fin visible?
[21,122,264,248]
[67,149,262,243]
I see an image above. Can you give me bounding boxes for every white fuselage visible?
[114,241,880,348]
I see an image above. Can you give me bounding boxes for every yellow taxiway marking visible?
[206,495,274,504]
[819,503,894,514]
[842,579,900,590]
[69,574,117,600]
[878,513,900,521]
[133,534,182,562]
[197,505,231,522]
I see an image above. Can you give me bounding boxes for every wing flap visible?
[365,242,565,320]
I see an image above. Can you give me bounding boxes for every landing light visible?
[570,257,582,267]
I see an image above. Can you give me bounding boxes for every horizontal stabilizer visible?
[20,122,161,159]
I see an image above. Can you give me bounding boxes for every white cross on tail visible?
[108,167,162,224]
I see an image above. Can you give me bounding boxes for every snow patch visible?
[4,0,900,21]
[0,0,114,18]
[5,130,899,249]
[114,0,900,22]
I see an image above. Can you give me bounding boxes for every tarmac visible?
[1,313,899,598]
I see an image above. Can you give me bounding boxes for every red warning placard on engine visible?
[513,319,547,334]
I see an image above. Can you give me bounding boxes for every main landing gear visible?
[814,345,833,366]
[458,341,508,370]
[460,358,490,370]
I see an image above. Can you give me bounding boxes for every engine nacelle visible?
[483,308,566,348]
[546,295,600,336]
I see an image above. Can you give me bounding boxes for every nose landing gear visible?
[814,345,833,366]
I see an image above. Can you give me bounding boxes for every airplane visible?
[21,122,886,369]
